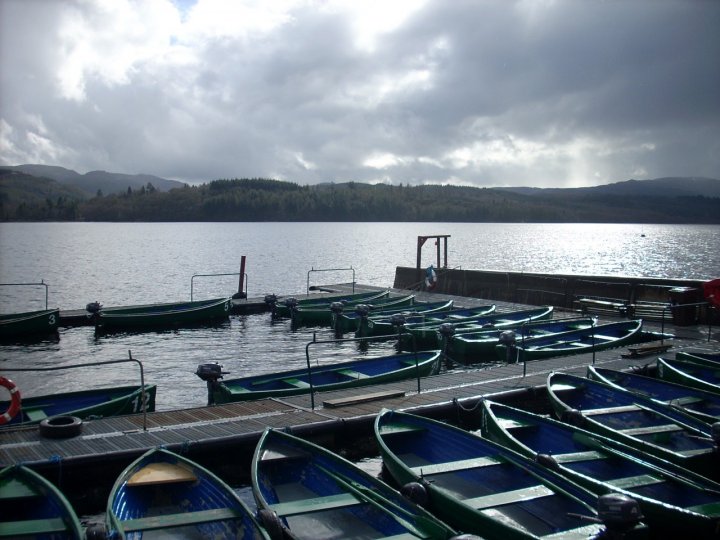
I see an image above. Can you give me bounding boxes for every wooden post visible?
[237,256,247,298]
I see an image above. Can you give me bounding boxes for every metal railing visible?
[190,272,246,301]
[0,280,49,309]
[2,350,149,430]
[660,301,713,343]
[304,331,424,410]
[307,267,355,295]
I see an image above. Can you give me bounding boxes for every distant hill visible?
[1,169,718,222]
[3,164,186,197]
[498,177,720,198]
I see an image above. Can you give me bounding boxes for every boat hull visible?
[213,350,442,403]
[106,447,268,540]
[96,297,232,331]
[251,428,457,540]
[481,400,720,539]
[0,308,60,339]
[1,384,157,427]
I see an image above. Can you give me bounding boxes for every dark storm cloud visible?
[0,0,718,187]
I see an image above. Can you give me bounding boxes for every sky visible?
[1,0,719,188]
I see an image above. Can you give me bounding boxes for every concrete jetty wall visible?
[393,266,709,321]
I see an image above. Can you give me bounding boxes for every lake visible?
[1,221,718,411]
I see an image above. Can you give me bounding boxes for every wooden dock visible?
[2,285,717,514]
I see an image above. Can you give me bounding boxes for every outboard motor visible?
[596,493,643,538]
[355,304,371,318]
[85,301,103,324]
[195,363,228,406]
[330,301,345,335]
[438,322,456,362]
[498,330,517,363]
[264,294,278,316]
[283,297,299,311]
[355,304,372,338]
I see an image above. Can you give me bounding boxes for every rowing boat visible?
[547,372,719,481]
[0,308,60,340]
[587,365,720,423]
[0,465,83,539]
[269,289,390,318]
[676,351,720,364]
[447,317,595,363]
[402,305,555,350]
[0,384,156,428]
[374,409,647,539]
[204,350,441,404]
[353,300,455,337]
[106,447,269,540]
[480,400,720,538]
[292,293,414,327]
[656,357,720,394]
[95,297,232,331]
[495,320,644,362]
[251,427,458,540]
[330,297,441,334]
[381,303,497,338]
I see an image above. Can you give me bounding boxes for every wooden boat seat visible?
[590,334,616,341]
[552,450,607,464]
[619,424,681,436]
[127,462,197,486]
[337,369,369,380]
[582,404,641,416]
[410,456,500,476]
[0,517,68,537]
[121,507,243,532]
[281,378,311,389]
[379,423,426,435]
[604,474,664,490]
[270,492,362,517]
[0,478,36,499]
[465,484,554,510]
[23,408,48,422]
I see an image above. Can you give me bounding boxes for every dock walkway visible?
[2,285,717,503]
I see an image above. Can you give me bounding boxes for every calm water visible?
[1,222,718,410]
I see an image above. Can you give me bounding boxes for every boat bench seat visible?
[1,518,68,537]
[281,378,311,389]
[270,492,362,517]
[24,408,48,422]
[0,478,36,499]
[582,404,641,416]
[465,484,554,510]
[590,334,616,341]
[121,507,243,532]
[337,369,369,380]
[605,474,664,490]
[552,450,607,464]
[619,424,681,436]
[410,456,500,476]
[379,423,426,435]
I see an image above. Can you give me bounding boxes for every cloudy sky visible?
[1,0,718,188]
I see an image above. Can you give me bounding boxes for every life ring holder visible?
[425,266,438,291]
[0,376,21,425]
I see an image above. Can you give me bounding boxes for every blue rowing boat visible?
[481,400,720,539]
[496,320,644,362]
[251,427,458,540]
[375,409,648,539]
[587,365,720,423]
[0,465,83,539]
[547,371,719,481]
[106,447,269,539]
[656,356,720,394]
[354,300,456,337]
[202,350,442,404]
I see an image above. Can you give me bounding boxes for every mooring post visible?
[237,256,247,298]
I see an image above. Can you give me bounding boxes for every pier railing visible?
[190,272,246,301]
[0,280,49,309]
[2,350,150,430]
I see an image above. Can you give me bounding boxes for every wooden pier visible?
[2,285,718,515]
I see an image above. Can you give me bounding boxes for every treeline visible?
[2,176,720,223]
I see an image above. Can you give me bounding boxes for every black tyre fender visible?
[258,508,285,540]
[39,415,83,438]
[400,481,428,507]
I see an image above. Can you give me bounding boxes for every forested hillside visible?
[2,172,719,223]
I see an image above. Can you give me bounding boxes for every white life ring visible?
[0,376,21,425]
